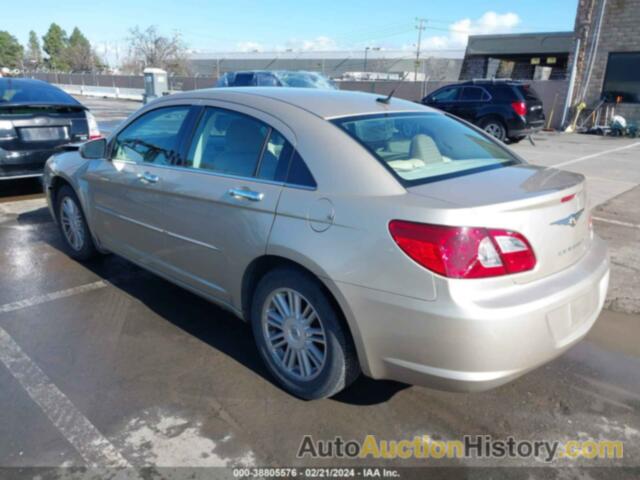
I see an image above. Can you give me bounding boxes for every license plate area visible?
[19,126,69,142]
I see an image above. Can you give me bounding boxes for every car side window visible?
[111,106,190,165]
[460,87,487,101]
[431,87,459,103]
[256,73,280,86]
[185,107,270,178]
[287,150,316,188]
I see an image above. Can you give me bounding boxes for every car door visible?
[144,104,294,304]
[426,86,460,113]
[84,104,197,269]
[451,86,489,122]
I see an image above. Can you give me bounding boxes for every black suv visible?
[422,80,545,143]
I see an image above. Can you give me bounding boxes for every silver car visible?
[43,87,609,399]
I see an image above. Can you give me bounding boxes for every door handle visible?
[227,187,264,202]
[138,172,159,184]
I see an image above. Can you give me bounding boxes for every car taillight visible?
[388,220,536,279]
[85,110,101,139]
[511,101,527,117]
[0,120,17,140]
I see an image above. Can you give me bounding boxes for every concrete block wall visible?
[574,0,640,123]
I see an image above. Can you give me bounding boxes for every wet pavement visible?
[0,99,639,478]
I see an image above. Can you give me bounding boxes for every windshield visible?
[332,112,521,185]
[0,79,78,105]
[277,72,335,89]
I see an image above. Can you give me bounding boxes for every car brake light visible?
[0,120,17,140]
[388,220,536,279]
[511,101,527,117]
[85,110,101,139]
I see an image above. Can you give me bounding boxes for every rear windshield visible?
[332,112,521,186]
[516,84,541,102]
[0,79,77,105]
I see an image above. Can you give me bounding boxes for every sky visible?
[4,0,579,63]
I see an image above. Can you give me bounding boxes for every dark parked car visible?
[0,78,100,180]
[216,70,336,89]
[422,80,545,143]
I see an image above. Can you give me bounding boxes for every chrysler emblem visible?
[551,209,584,227]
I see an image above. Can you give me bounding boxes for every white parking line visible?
[0,279,133,467]
[0,327,131,467]
[555,142,640,168]
[0,281,108,314]
[593,216,640,230]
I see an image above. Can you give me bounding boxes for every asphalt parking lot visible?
[1,96,639,477]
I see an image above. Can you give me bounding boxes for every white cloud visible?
[448,11,520,46]
[285,36,337,51]
[235,36,338,53]
[236,41,265,52]
[405,11,521,53]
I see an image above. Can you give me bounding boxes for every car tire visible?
[55,185,99,261]
[507,135,526,144]
[250,267,360,399]
[479,117,507,142]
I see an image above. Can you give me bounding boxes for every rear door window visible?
[185,107,267,177]
[461,87,489,101]
[256,73,280,86]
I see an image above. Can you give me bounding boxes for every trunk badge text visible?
[551,209,585,228]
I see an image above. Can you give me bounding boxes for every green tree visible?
[0,31,24,69]
[42,23,69,70]
[64,27,96,71]
[25,30,42,69]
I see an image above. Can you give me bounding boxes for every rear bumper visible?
[0,147,54,179]
[337,235,609,391]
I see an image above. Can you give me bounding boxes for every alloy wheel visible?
[261,288,327,381]
[60,197,85,251]
[484,122,505,140]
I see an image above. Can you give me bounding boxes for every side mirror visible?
[79,138,107,159]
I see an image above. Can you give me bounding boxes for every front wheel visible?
[479,118,506,142]
[251,267,360,399]
[56,185,99,261]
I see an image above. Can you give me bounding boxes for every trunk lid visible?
[0,105,89,151]
[408,164,591,282]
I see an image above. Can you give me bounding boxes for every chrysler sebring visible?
[43,87,609,399]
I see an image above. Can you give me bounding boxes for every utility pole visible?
[414,18,426,81]
[364,47,370,73]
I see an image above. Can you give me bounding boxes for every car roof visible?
[166,87,433,120]
[460,80,525,87]
[224,70,325,76]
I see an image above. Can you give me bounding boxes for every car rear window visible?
[0,79,77,105]
[332,112,520,186]
[516,84,541,102]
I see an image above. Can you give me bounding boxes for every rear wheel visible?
[56,185,98,261]
[479,117,506,142]
[251,267,360,399]
[507,135,526,144]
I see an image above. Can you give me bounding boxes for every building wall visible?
[574,0,640,122]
